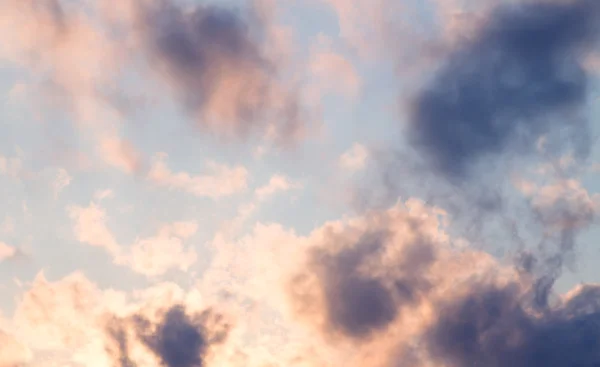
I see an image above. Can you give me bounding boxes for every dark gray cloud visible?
[106,305,229,367]
[313,235,399,339]
[298,226,436,340]
[408,0,600,182]
[424,281,600,367]
[133,0,303,140]
[134,306,210,367]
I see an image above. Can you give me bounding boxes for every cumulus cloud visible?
[408,0,600,182]
[8,271,229,367]
[68,201,198,277]
[148,154,248,199]
[68,202,121,256]
[5,1,600,367]
[0,330,32,367]
[117,222,199,278]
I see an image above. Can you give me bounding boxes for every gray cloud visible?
[293,217,438,341]
[408,0,600,182]
[424,282,600,367]
[131,0,304,141]
[106,305,229,367]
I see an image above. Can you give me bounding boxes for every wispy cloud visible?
[148,153,248,199]
[339,143,369,172]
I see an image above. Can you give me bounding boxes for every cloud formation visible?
[4,1,600,367]
[408,0,600,182]
[68,200,199,277]
[148,154,248,199]
[129,305,229,367]
[106,0,305,142]
[423,281,600,367]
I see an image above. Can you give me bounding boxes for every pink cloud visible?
[148,153,248,199]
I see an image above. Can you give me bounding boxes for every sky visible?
[2,0,600,366]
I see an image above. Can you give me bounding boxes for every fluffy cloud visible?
[118,221,199,278]
[68,201,199,277]
[68,202,121,256]
[8,271,227,367]
[6,193,600,366]
[0,330,31,367]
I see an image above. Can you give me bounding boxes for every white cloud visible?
[339,143,369,171]
[148,153,248,199]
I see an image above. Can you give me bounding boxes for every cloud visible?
[422,280,600,367]
[339,143,369,172]
[1,0,309,162]
[117,222,199,278]
[128,305,230,367]
[315,0,399,58]
[68,202,121,256]
[68,200,199,278]
[408,0,600,182]
[115,0,305,142]
[255,175,302,201]
[288,199,450,341]
[148,153,248,199]
[0,242,17,263]
[99,136,143,174]
[9,271,228,366]
[308,35,361,100]
[0,330,32,367]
